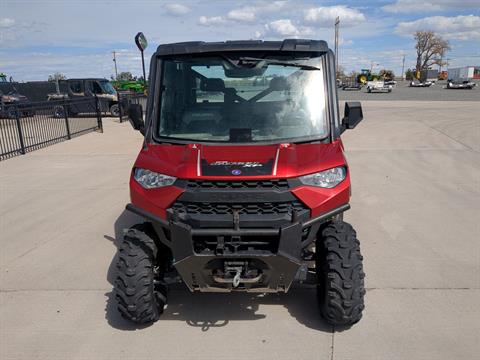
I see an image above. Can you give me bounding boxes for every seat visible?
[200,78,225,92]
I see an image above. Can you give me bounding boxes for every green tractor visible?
[356,69,380,84]
[112,80,146,93]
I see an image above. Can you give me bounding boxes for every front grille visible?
[171,201,307,215]
[185,179,290,190]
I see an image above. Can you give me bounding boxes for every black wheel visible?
[110,104,120,117]
[316,220,365,326]
[53,105,65,118]
[6,106,18,119]
[115,223,167,324]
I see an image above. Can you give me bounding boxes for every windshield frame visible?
[150,52,334,146]
[99,80,117,95]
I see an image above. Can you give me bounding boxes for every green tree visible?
[116,71,134,81]
[405,69,414,81]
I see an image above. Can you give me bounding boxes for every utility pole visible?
[112,51,118,80]
[334,16,340,76]
[401,54,405,81]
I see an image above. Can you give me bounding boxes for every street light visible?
[334,16,340,76]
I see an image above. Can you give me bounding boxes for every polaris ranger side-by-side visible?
[48,78,120,117]
[116,39,366,326]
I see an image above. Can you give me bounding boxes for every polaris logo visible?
[210,161,263,168]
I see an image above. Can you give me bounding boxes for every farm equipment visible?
[115,39,366,327]
[356,69,380,84]
[112,79,146,93]
[438,71,448,80]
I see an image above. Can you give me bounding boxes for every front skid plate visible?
[170,221,303,293]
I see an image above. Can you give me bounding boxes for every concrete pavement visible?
[1,101,479,359]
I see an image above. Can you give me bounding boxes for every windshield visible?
[157,55,328,143]
[100,81,117,95]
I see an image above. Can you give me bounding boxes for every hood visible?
[2,93,28,102]
[134,140,346,179]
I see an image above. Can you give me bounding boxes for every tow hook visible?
[232,268,241,288]
[212,261,262,287]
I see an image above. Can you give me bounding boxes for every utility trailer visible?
[366,80,392,93]
[409,80,433,88]
[419,69,438,83]
[446,81,476,90]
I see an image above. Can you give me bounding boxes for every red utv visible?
[116,39,365,326]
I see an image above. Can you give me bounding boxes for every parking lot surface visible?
[1,101,479,359]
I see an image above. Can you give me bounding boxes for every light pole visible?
[401,54,405,81]
[334,16,340,76]
[112,51,118,80]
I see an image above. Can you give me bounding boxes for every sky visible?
[1,0,479,81]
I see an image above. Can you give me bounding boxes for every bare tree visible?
[379,69,395,81]
[414,31,450,73]
[336,65,346,80]
[48,72,66,81]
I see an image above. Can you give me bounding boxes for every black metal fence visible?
[0,97,103,161]
[118,92,147,123]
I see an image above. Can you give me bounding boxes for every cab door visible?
[67,79,88,114]
[85,80,109,112]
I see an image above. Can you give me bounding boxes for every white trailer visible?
[447,66,479,82]
[366,81,392,93]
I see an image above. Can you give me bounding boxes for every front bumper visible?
[126,203,349,293]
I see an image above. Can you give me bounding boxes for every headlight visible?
[299,167,346,188]
[133,168,176,189]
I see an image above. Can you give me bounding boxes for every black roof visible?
[155,39,329,56]
[65,78,108,81]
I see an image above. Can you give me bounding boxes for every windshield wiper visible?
[238,57,320,71]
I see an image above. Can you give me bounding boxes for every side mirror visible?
[128,103,145,135]
[341,101,363,133]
